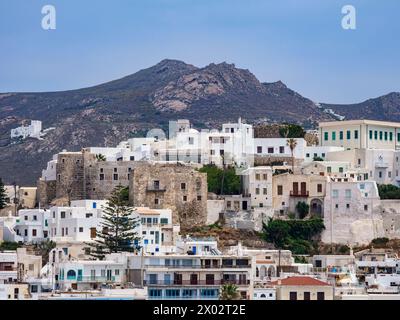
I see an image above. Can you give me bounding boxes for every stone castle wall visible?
[129,162,208,227]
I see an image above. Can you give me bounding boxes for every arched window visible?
[260,294,266,298]
[67,270,76,280]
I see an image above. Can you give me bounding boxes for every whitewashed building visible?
[10,120,42,140]
[15,209,50,243]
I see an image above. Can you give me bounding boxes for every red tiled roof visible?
[270,276,330,286]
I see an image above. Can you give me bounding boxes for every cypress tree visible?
[86,185,141,260]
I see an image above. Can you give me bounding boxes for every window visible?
[369,130,373,139]
[346,204,350,209]
[346,130,351,140]
[335,204,339,209]
[32,229,37,237]
[155,198,159,205]
[279,146,285,154]
[354,130,359,139]
[188,137,194,145]
[364,205,368,211]
[339,131,343,140]
[183,196,187,202]
[390,132,393,141]
[375,131,378,140]
[24,216,28,221]
[339,167,344,173]
[289,292,297,301]
[255,188,260,195]
[197,195,202,201]
[257,146,262,154]
[256,174,260,180]
[317,184,322,193]
[33,215,37,221]
[113,174,118,180]
[332,190,339,198]
[277,185,283,195]
[380,131,383,140]
[24,229,28,237]
[345,189,352,198]
[99,174,104,180]
[317,292,325,300]
[306,153,310,158]
[385,131,388,141]
[263,188,267,195]
[79,227,83,232]
[324,132,328,141]
[268,147,274,154]
[181,183,186,190]
[263,174,268,180]
[379,171,382,178]
[61,211,66,219]
[322,153,325,158]
[398,132,400,142]
[332,132,336,141]
[304,292,311,300]
[327,167,332,173]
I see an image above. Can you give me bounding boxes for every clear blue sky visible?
[0,0,399,104]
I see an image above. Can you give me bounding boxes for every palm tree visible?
[95,154,106,162]
[287,138,297,173]
[220,283,240,300]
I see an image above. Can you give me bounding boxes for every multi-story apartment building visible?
[327,148,400,186]
[128,250,253,300]
[319,119,400,150]
[15,209,50,243]
[322,178,382,245]
[241,167,273,211]
[135,207,180,255]
[48,200,107,243]
[55,257,126,291]
[272,173,327,218]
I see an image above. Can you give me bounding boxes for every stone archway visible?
[310,198,324,218]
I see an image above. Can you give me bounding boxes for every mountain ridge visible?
[0,59,399,185]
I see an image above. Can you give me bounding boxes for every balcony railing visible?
[290,191,309,197]
[144,264,250,269]
[144,279,250,286]
[146,185,167,192]
[61,276,117,283]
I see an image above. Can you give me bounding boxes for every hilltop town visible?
[1,117,400,300]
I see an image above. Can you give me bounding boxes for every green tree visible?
[220,283,240,300]
[378,184,400,199]
[296,201,310,219]
[0,178,7,210]
[86,186,141,260]
[198,165,240,195]
[262,218,290,248]
[279,124,305,138]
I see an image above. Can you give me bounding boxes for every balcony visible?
[144,264,250,269]
[290,191,309,197]
[144,279,250,286]
[60,276,117,283]
[146,185,167,192]
[375,162,389,168]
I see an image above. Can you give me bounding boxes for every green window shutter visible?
[324,132,329,141]
[346,131,351,139]
[369,130,373,139]
[339,131,343,140]
[332,132,336,141]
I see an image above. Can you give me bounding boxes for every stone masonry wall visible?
[129,162,207,227]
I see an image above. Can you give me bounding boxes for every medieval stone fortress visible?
[1,118,400,300]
